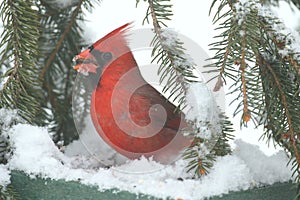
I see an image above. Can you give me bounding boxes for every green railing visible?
[11,171,297,200]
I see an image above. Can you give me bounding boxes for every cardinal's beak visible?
[73,49,98,73]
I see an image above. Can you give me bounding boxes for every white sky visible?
[83,0,300,155]
[83,1,215,49]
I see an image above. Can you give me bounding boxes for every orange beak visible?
[73,49,98,73]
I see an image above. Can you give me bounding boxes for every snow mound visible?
[234,140,292,185]
[4,124,293,200]
[0,165,10,187]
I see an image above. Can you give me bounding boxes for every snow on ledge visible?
[0,164,10,187]
[5,124,293,200]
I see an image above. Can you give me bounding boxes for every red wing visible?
[129,84,187,131]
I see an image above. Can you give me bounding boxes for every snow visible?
[65,116,127,168]
[160,29,195,70]
[235,0,300,65]
[239,30,245,37]
[8,124,72,179]
[234,140,293,185]
[186,82,220,132]
[234,0,260,25]
[185,82,222,155]
[0,76,8,91]
[160,29,180,49]
[2,119,292,200]
[0,165,10,187]
[258,4,300,61]
[0,109,20,127]
[53,0,75,8]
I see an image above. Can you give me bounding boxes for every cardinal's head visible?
[73,23,132,75]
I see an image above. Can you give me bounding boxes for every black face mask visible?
[86,46,113,90]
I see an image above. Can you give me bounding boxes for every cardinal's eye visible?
[101,52,112,61]
[90,49,112,67]
[75,59,84,65]
[88,45,94,52]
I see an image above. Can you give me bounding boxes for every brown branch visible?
[260,20,300,76]
[258,15,300,166]
[198,158,207,176]
[286,55,300,76]
[259,54,300,166]
[148,0,189,93]
[240,23,250,122]
[43,81,59,113]
[213,47,230,92]
[227,0,239,10]
[213,19,235,91]
[39,0,83,81]
[148,0,161,30]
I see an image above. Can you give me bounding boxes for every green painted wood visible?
[10,171,157,200]
[208,182,297,200]
[10,171,297,200]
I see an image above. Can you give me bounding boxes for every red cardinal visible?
[73,23,192,163]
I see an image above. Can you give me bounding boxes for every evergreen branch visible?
[262,0,300,10]
[209,0,300,196]
[137,0,234,178]
[259,54,300,173]
[213,116,234,156]
[211,17,235,91]
[37,0,101,145]
[0,185,18,200]
[145,0,195,111]
[183,139,215,177]
[240,24,251,122]
[0,109,22,164]
[209,0,262,124]
[259,17,300,76]
[43,82,59,117]
[0,0,45,124]
[257,4,300,189]
[39,0,84,81]
[286,56,300,75]
[260,60,300,186]
[290,0,300,9]
[183,115,234,178]
[0,137,7,164]
[257,4,300,169]
[208,3,237,91]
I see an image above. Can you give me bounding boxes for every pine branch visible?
[0,135,8,164]
[0,0,46,125]
[0,185,19,200]
[183,139,216,177]
[137,0,234,177]
[213,116,234,156]
[39,0,84,80]
[256,4,300,183]
[291,0,300,9]
[141,0,196,111]
[209,0,300,196]
[183,115,234,178]
[262,0,300,10]
[258,54,300,183]
[0,0,101,146]
[0,109,22,165]
[37,0,100,144]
